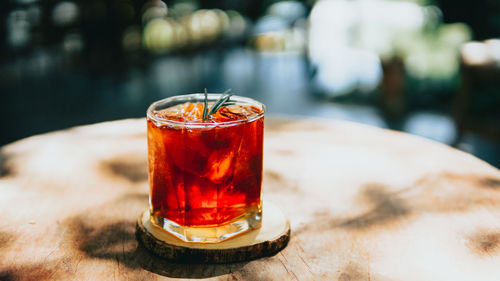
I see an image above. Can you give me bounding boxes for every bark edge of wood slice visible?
[136,201,291,263]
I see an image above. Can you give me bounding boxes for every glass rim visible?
[147,93,266,128]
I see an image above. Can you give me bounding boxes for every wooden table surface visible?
[1,117,500,281]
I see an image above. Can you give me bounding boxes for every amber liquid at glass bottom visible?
[147,94,264,243]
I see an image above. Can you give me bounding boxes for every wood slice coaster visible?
[136,201,290,263]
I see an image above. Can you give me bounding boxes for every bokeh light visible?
[7,10,31,49]
[52,1,79,26]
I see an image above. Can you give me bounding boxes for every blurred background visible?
[0,0,499,167]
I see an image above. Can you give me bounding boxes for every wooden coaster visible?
[136,201,290,263]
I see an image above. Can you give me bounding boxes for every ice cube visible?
[206,150,235,183]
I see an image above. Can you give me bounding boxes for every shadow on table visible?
[294,172,500,236]
[72,209,247,278]
[293,183,411,236]
[100,153,148,184]
[0,149,14,178]
[2,191,247,280]
[337,183,410,230]
[0,231,14,250]
[479,177,500,189]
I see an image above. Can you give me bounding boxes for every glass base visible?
[150,208,262,243]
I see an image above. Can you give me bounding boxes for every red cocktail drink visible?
[147,94,264,242]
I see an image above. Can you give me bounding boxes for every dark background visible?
[1,0,499,167]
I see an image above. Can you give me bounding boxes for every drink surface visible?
[151,102,262,123]
[147,101,264,227]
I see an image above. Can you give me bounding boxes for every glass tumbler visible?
[147,93,265,242]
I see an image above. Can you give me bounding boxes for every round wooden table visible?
[1,117,500,280]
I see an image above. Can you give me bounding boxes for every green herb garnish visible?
[202,88,209,120]
[202,89,233,121]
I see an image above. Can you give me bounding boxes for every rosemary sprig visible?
[202,88,209,120]
[202,89,233,120]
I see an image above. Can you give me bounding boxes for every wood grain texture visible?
[1,117,500,280]
[136,202,290,263]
